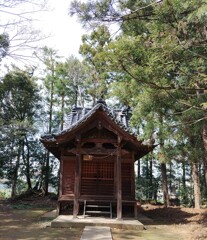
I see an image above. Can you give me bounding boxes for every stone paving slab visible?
[51,215,144,230]
[80,226,112,240]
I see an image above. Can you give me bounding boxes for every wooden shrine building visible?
[40,99,154,219]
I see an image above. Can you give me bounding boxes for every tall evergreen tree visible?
[70,0,207,208]
[36,48,91,194]
[0,67,41,197]
[35,47,61,195]
[79,25,112,101]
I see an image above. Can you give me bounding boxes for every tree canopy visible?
[0,0,206,210]
[70,0,207,208]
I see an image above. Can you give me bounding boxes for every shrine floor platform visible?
[51,215,144,230]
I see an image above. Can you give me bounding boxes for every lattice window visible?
[82,161,114,179]
[81,160,114,196]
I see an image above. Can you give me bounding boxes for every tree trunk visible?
[145,158,149,199]
[43,151,50,195]
[149,159,153,200]
[137,159,141,178]
[11,148,21,198]
[203,159,207,197]
[169,161,172,193]
[158,114,170,207]
[182,161,187,204]
[191,162,201,209]
[182,162,186,189]
[44,78,54,195]
[24,136,32,190]
[161,162,170,207]
[201,125,207,191]
[60,94,65,131]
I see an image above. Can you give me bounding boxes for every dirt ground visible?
[0,197,206,240]
[137,204,207,240]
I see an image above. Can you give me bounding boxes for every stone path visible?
[80,226,112,240]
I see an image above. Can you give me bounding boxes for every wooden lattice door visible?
[81,160,114,196]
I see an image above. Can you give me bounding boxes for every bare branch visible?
[0,0,49,63]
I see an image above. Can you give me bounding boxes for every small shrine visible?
[40,99,154,219]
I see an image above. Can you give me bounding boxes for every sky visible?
[36,0,85,58]
[0,0,85,71]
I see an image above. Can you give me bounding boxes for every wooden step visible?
[85,211,111,214]
[83,200,112,218]
[86,205,110,208]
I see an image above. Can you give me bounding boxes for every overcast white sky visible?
[37,0,85,58]
[0,0,86,74]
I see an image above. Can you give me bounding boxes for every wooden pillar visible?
[134,202,138,218]
[59,158,63,197]
[73,153,81,218]
[73,139,81,218]
[58,158,63,215]
[132,153,137,218]
[116,143,122,220]
[132,153,135,199]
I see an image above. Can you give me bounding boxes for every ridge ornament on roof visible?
[41,99,133,141]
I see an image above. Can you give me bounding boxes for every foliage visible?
[71,0,207,207]
[0,67,42,196]
[0,33,9,60]
[0,0,206,207]
[34,47,94,194]
[79,25,112,100]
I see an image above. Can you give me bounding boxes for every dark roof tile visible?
[41,101,134,141]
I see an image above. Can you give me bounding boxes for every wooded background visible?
[0,0,207,209]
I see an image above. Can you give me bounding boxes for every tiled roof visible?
[40,99,134,142]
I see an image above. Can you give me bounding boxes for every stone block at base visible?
[51,215,144,230]
[81,226,112,240]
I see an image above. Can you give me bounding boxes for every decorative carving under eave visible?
[66,147,117,156]
[66,148,77,155]
[96,142,102,150]
[75,135,81,143]
[98,120,102,130]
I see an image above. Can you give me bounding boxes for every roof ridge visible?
[41,101,135,140]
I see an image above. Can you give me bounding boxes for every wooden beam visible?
[116,142,122,220]
[59,158,63,197]
[132,152,137,218]
[66,148,116,156]
[73,139,81,218]
[81,138,117,144]
[131,152,135,199]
